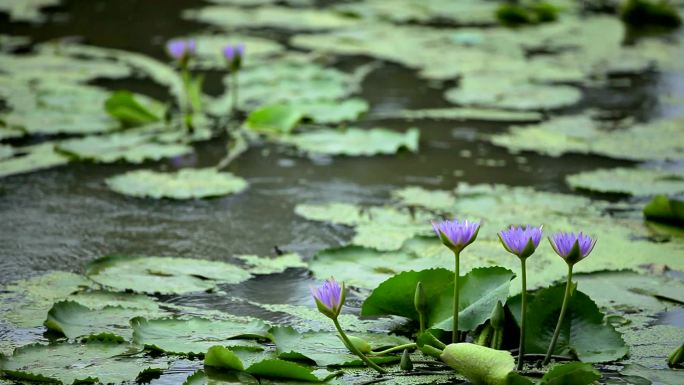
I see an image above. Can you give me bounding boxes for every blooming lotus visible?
[311,278,345,320]
[432,219,480,253]
[549,232,596,265]
[498,225,543,259]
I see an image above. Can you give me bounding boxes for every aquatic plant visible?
[620,0,682,29]
[498,225,542,370]
[544,232,597,365]
[166,39,203,130]
[223,43,245,114]
[432,218,480,342]
[312,278,387,374]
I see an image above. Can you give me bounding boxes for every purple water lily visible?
[498,225,543,259]
[312,278,345,319]
[166,39,196,62]
[432,219,480,253]
[223,44,244,61]
[549,232,596,265]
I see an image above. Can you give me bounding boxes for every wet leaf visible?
[280,127,419,156]
[440,343,514,385]
[566,168,684,196]
[539,362,600,385]
[131,316,269,356]
[521,284,628,362]
[86,255,252,294]
[0,341,169,384]
[0,143,69,178]
[235,253,306,275]
[362,267,515,332]
[105,90,166,125]
[288,98,369,124]
[106,168,248,200]
[244,104,303,135]
[271,326,409,367]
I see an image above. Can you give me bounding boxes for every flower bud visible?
[345,335,371,354]
[400,349,413,371]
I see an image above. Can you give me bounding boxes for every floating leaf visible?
[362,267,515,332]
[334,0,499,25]
[539,362,600,385]
[643,195,684,225]
[105,90,165,125]
[566,168,684,196]
[86,255,252,294]
[106,168,248,200]
[391,186,456,212]
[520,284,628,362]
[235,253,306,275]
[181,34,284,70]
[0,341,169,384]
[272,326,409,367]
[45,300,167,341]
[288,99,369,124]
[244,105,303,135]
[393,107,543,122]
[0,143,69,178]
[280,127,419,156]
[131,316,269,356]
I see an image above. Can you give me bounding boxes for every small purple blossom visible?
[432,218,480,253]
[223,44,244,61]
[499,225,543,259]
[166,39,196,62]
[549,232,596,265]
[312,278,345,319]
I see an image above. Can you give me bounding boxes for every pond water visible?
[1,1,684,384]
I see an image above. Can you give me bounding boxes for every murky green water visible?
[1,1,683,383]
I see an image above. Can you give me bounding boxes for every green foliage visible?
[620,0,682,29]
[244,104,303,135]
[104,90,165,126]
[643,195,684,225]
[280,127,419,156]
[440,343,514,385]
[362,267,515,332]
[668,341,684,368]
[496,2,559,27]
[518,284,628,362]
[566,168,684,196]
[539,362,600,385]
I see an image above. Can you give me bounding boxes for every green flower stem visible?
[516,258,527,371]
[418,312,426,335]
[333,318,387,374]
[371,343,417,356]
[543,264,574,366]
[180,66,194,130]
[452,250,460,343]
[230,71,239,115]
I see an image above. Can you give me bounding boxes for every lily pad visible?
[391,186,456,212]
[181,34,284,70]
[566,168,684,196]
[0,0,61,22]
[106,168,249,200]
[0,143,69,178]
[86,255,252,294]
[272,326,410,367]
[280,127,419,156]
[520,284,628,362]
[334,0,499,25]
[392,107,543,122]
[235,253,306,275]
[0,341,169,384]
[45,300,168,341]
[131,316,269,356]
[445,76,582,111]
[288,99,369,124]
[362,267,515,332]
[643,195,684,225]
[244,105,303,135]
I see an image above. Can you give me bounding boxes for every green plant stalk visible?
[543,264,573,365]
[418,312,426,335]
[475,325,492,346]
[491,328,503,350]
[230,71,239,115]
[180,66,194,131]
[371,343,417,356]
[333,318,387,374]
[452,250,460,343]
[516,258,527,370]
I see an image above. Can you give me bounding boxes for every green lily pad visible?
[106,168,249,200]
[131,316,269,356]
[182,34,284,70]
[65,290,162,311]
[0,143,69,178]
[539,362,600,385]
[86,255,252,294]
[244,105,304,135]
[235,253,306,275]
[391,186,456,212]
[0,341,169,384]
[271,326,410,367]
[362,267,515,332]
[288,99,369,124]
[0,0,61,22]
[620,324,684,369]
[445,76,581,111]
[520,284,628,362]
[57,131,193,164]
[643,195,684,225]
[0,271,93,328]
[45,300,168,341]
[184,369,260,385]
[280,127,419,156]
[621,364,684,385]
[491,115,684,161]
[184,5,359,31]
[0,144,15,160]
[392,107,543,122]
[334,0,499,25]
[566,168,684,196]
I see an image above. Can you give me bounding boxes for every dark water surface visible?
[1,1,683,383]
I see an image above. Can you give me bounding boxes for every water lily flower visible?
[549,232,596,266]
[166,39,196,65]
[498,225,542,370]
[311,278,386,374]
[311,277,345,320]
[433,218,481,343]
[543,232,597,365]
[223,43,244,71]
